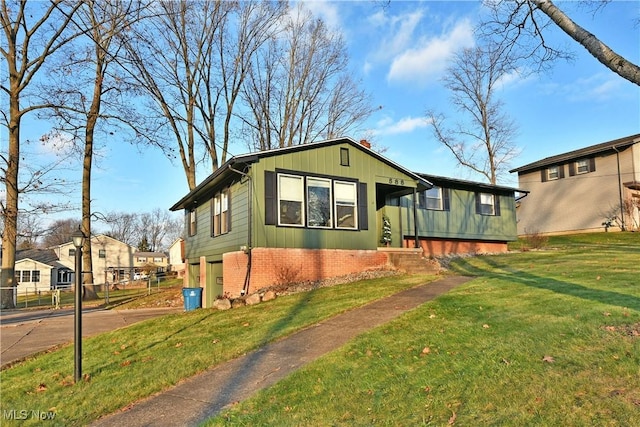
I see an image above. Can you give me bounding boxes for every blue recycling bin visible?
[182,287,202,311]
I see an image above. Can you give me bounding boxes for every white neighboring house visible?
[168,238,185,277]
[7,249,73,295]
[11,249,73,294]
[50,234,136,286]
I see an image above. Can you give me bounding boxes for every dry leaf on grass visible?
[542,355,555,363]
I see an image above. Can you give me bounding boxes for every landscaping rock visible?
[262,290,276,302]
[213,298,231,311]
[245,293,261,305]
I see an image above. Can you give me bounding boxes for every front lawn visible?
[206,233,640,426]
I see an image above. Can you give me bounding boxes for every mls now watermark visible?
[3,409,56,421]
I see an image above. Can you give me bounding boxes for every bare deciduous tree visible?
[123,0,286,190]
[427,42,520,185]
[482,0,640,86]
[39,0,145,299]
[242,5,375,150]
[0,0,83,308]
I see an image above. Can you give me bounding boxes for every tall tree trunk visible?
[0,90,20,309]
[81,59,103,301]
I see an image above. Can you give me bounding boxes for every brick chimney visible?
[360,139,371,149]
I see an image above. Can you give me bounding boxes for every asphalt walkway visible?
[89,275,472,427]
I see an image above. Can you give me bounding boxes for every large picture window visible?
[267,171,364,230]
[307,178,332,227]
[278,174,304,226]
[334,181,357,229]
[212,188,231,236]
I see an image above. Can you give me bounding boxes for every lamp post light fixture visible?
[72,226,85,383]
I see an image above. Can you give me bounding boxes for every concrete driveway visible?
[1,306,182,367]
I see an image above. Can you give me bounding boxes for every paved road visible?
[0,306,182,367]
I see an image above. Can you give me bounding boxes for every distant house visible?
[168,238,185,277]
[50,234,136,286]
[133,251,169,275]
[170,137,521,307]
[12,249,72,294]
[510,134,640,235]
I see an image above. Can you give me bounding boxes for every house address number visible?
[388,178,405,185]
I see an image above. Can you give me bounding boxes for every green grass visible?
[205,233,640,426]
[3,232,639,426]
[0,274,433,426]
[14,278,183,309]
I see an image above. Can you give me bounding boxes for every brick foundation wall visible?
[407,238,508,256]
[222,248,391,297]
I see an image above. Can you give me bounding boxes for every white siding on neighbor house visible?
[52,235,136,285]
[15,259,52,294]
[516,144,640,235]
[168,239,185,274]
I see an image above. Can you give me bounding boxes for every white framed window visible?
[154,257,163,263]
[138,257,147,262]
[213,188,230,236]
[22,270,31,282]
[189,209,197,236]
[547,166,560,180]
[477,192,496,216]
[278,174,304,226]
[32,271,40,282]
[334,181,357,229]
[307,177,332,227]
[422,187,443,210]
[576,159,589,174]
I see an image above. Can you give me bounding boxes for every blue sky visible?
[10,0,640,227]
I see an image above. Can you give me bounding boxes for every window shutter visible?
[541,170,547,182]
[568,163,575,176]
[559,165,565,178]
[495,195,501,216]
[226,188,232,233]
[358,182,368,230]
[265,171,276,225]
[443,188,450,211]
[475,192,481,214]
[589,158,596,172]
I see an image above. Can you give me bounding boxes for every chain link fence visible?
[1,275,181,310]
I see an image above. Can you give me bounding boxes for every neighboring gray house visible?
[510,134,640,235]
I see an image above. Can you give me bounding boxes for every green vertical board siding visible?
[402,189,517,241]
[185,179,250,260]
[252,142,417,250]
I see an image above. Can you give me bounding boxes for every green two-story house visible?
[170,137,519,306]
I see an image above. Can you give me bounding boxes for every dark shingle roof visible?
[509,134,640,174]
[415,173,526,194]
[15,249,59,266]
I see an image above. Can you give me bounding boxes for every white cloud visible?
[387,18,474,86]
[368,10,425,64]
[541,72,628,102]
[299,1,342,31]
[373,115,431,136]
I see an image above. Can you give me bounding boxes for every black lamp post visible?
[72,226,85,383]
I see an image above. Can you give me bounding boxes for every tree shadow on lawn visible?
[450,257,640,312]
